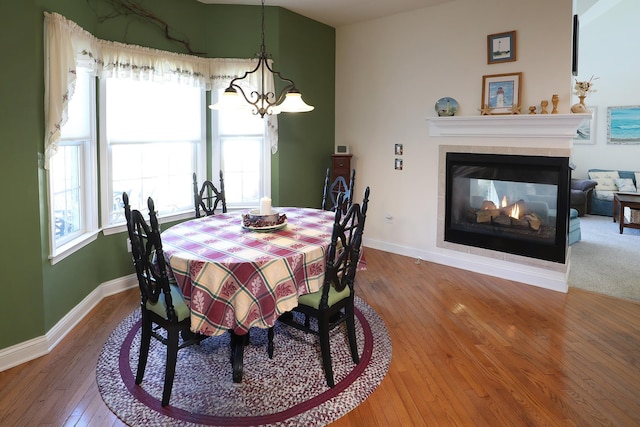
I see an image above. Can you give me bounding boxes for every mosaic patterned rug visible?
[96,297,391,426]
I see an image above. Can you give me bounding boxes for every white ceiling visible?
[197,0,454,27]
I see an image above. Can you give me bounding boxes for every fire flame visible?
[510,203,520,219]
[501,196,507,207]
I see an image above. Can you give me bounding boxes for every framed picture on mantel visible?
[482,72,522,115]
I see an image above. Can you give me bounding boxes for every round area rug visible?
[96,297,391,426]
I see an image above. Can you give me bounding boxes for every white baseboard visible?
[363,238,568,293]
[0,274,137,372]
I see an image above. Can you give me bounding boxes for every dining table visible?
[160,206,342,382]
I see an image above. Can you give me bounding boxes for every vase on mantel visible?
[571,95,589,113]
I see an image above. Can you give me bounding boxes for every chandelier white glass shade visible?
[209,0,314,117]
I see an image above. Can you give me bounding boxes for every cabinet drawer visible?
[331,154,352,182]
[332,165,349,176]
[333,159,348,169]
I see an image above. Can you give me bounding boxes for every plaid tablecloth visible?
[161,207,337,336]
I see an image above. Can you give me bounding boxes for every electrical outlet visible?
[126,238,132,253]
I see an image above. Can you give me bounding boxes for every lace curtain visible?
[43,12,278,168]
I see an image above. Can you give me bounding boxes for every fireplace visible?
[444,152,570,263]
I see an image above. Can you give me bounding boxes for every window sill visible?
[49,231,100,265]
[101,211,194,236]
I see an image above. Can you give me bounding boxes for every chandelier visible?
[209,0,314,117]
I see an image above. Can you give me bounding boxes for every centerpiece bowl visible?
[242,209,286,228]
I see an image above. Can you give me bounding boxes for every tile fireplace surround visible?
[429,114,588,293]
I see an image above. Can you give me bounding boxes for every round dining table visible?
[160,206,337,382]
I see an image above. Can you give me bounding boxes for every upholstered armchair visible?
[570,178,598,216]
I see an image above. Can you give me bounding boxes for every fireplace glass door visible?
[445,153,570,263]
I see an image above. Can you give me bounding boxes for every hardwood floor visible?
[1,248,639,426]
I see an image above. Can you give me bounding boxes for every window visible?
[48,69,98,262]
[101,78,205,227]
[212,90,270,210]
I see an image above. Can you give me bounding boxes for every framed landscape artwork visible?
[574,107,596,144]
[487,30,516,64]
[482,72,522,115]
[607,106,640,144]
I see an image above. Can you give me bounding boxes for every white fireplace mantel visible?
[428,113,590,139]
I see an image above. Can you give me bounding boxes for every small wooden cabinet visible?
[331,154,352,185]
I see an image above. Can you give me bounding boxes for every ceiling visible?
[197,0,454,27]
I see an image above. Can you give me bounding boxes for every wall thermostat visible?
[335,145,350,154]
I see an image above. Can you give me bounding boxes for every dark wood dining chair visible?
[193,171,227,218]
[278,186,370,387]
[123,192,205,407]
[322,167,356,213]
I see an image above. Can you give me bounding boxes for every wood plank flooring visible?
[1,248,639,426]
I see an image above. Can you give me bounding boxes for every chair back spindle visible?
[193,171,227,218]
[322,168,356,212]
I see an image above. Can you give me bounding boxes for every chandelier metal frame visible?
[214,0,313,117]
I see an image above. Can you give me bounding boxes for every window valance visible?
[44,12,277,168]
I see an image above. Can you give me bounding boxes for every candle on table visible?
[260,197,272,215]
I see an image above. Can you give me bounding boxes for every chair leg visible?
[345,303,360,364]
[135,310,152,385]
[318,315,335,388]
[162,327,180,407]
[267,327,274,359]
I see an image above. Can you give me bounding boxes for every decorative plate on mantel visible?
[435,97,459,116]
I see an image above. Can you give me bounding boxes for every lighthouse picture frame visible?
[487,30,516,64]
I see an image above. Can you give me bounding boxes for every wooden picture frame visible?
[487,30,516,64]
[481,72,522,115]
[607,106,640,145]
[574,107,596,144]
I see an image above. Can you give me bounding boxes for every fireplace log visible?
[511,218,531,228]
[481,200,497,210]
[525,213,542,231]
[491,215,512,226]
[472,199,544,231]
[475,209,501,223]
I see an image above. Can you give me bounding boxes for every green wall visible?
[0,0,335,352]
[276,9,335,208]
[0,1,46,350]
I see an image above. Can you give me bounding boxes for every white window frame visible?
[47,74,99,264]
[211,92,271,212]
[99,79,207,236]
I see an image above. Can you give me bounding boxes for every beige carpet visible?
[569,214,640,302]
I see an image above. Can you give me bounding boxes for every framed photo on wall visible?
[607,106,640,144]
[574,107,596,144]
[487,30,516,64]
[482,72,522,115]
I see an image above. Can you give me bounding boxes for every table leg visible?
[229,330,249,383]
[613,197,618,223]
[619,203,625,234]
